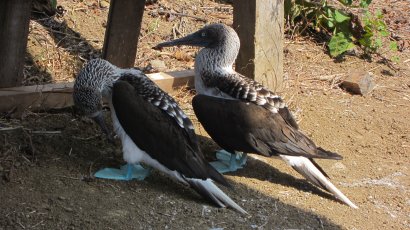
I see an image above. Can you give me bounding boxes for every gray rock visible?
[340,71,376,95]
[149,59,167,72]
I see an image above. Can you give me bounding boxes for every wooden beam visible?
[102,0,146,68]
[233,0,284,91]
[0,70,194,116]
[0,0,33,88]
[147,70,194,91]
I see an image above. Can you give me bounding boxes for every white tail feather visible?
[187,178,247,214]
[280,155,358,209]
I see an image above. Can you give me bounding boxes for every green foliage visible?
[359,0,372,8]
[334,10,350,23]
[358,10,391,52]
[50,0,57,9]
[328,32,355,57]
[285,0,398,58]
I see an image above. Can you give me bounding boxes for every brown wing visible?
[113,76,228,186]
[193,94,341,159]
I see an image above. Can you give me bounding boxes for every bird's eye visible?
[201,32,206,37]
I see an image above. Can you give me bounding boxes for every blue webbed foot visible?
[210,150,247,174]
[94,163,151,181]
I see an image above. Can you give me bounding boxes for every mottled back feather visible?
[117,74,198,148]
[201,71,299,129]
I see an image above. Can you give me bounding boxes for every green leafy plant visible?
[285,0,398,58]
[50,0,57,9]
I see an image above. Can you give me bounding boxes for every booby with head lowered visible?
[155,23,358,209]
[73,58,246,214]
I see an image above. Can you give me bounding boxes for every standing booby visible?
[73,58,246,214]
[155,23,358,209]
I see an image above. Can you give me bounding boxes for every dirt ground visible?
[1,0,409,229]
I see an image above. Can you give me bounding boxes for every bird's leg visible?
[125,163,134,180]
[94,163,151,181]
[209,150,248,174]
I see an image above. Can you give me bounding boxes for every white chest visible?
[108,102,188,184]
[109,102,145,164]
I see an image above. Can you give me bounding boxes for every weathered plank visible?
[0,0,33,88]
[233,0,284,91]
[147,70,194,91]
[0,70,194,116]
[102,0,146,68]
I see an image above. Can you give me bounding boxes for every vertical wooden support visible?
[102,0,146,68]
[0,0,33,88]
[233,0,284,91]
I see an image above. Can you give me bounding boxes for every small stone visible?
[99,0,110,8]
[332,162,346,170]
[63,207,74,212]
[340,71,376,95]
[149,59,167,72]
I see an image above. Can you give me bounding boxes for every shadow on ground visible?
[23,52,53,86]
[32,14,100,61]
[197,135,340,204]
[24,12,102,85]
[0,111,342,229]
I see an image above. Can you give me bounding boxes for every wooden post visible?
[233,0,284,91]
[0,0,33,88]
[102,0,146,68]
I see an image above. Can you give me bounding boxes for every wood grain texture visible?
[0,70,194,116]
[0,0,33,88]
[102,0,146,68]
[233,0,284,92]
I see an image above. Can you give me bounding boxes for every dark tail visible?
[317,147,343,160]
[206,164,231,188]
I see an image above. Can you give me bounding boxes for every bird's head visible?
[73,86,103,117]
[73,59,116,143]
[154,23,239,49]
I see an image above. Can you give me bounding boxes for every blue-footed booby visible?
[155,23,358,209]
[73,58,246,214]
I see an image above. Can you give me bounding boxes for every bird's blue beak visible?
[154,31,209,49]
